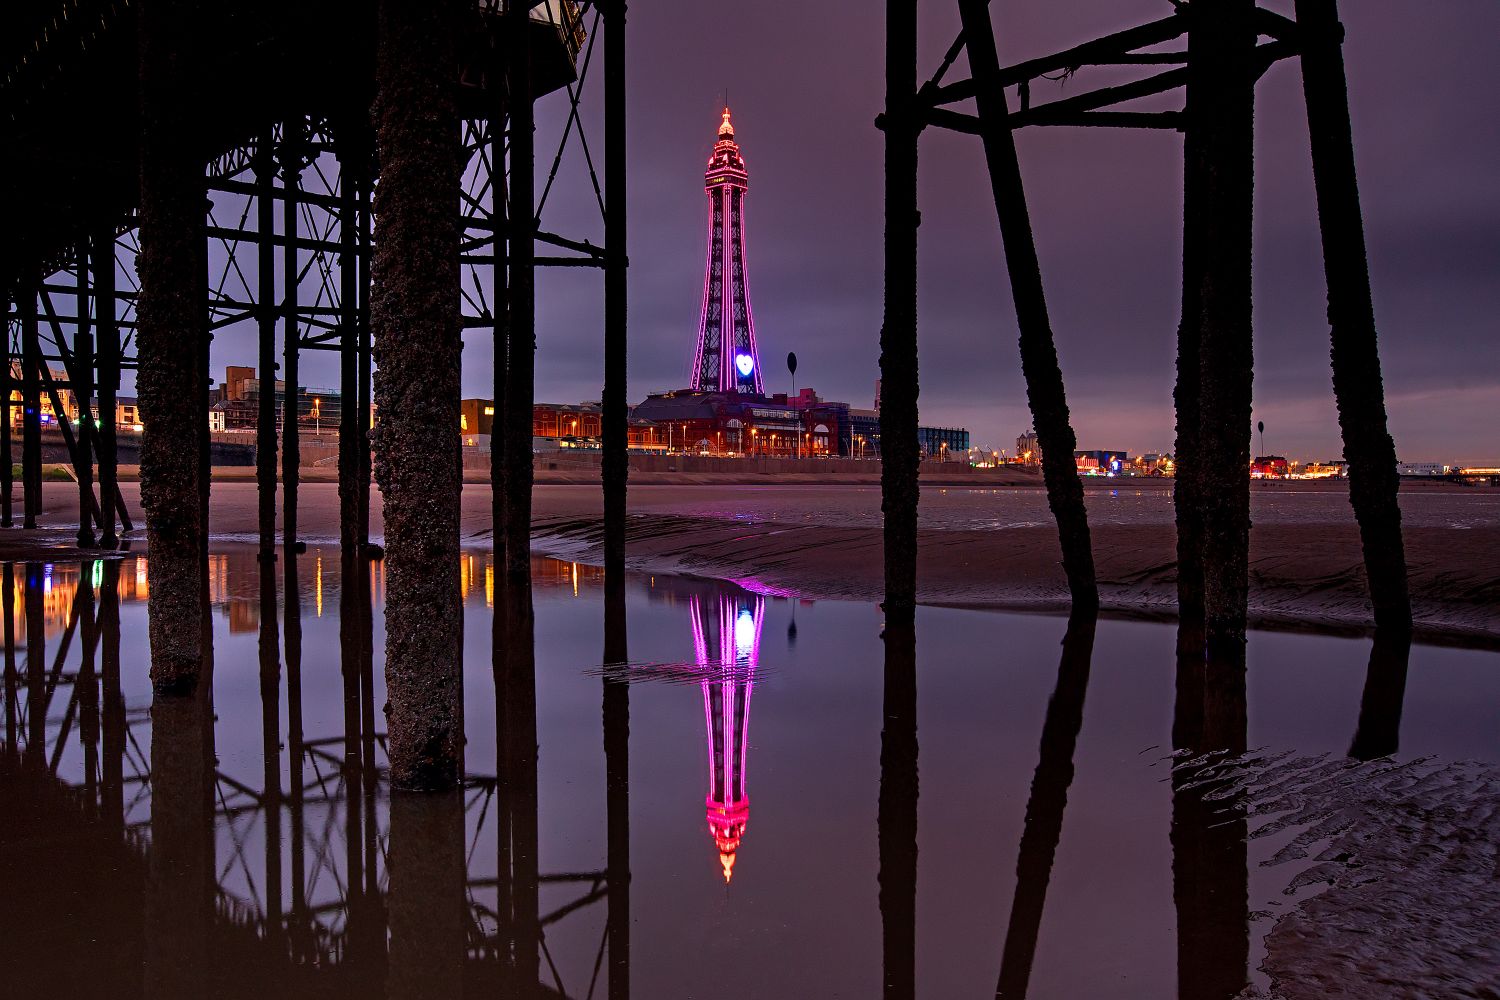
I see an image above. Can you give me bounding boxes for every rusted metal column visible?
[339,127,361,558]
[281,123,303,554]
[602,0,629,585]
[1188,0,1256,650]
[503,0,537,581]
[878,617,918,999]
[256,128,279,561]
[603,574,630,997]
[75,243,97,547]
[1294,0,1411,633]
[880,0,920,625]
[956,0,1097,612]
[136,0,209,692]
[20,267,41,529]
[94,226,121,546]
[372,0,466,791]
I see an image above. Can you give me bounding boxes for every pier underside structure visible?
[879,0,1409,640]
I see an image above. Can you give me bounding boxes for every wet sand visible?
[6,478,1498,645]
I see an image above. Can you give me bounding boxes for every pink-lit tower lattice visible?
[689,591,766,883]
[690,108,766,395]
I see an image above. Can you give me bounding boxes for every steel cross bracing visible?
[0,558,616,994]
[904,6,1301,136]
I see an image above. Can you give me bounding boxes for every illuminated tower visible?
[691,108,766,394]
[689,591,766,882]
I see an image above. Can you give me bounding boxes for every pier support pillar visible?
[136,0,209,692]
[74,244,97,548]
[956,0,1097,612]
[602,0,629,585]
[1186,0,1256,650]
[503,0,537,581]
[880,0,920,625]
[281,123,303,554]
[94,226,122,546]
[1294,0,1411,633]
[20,266,41,529]
[256,128,279,561]
[371,0,466,791]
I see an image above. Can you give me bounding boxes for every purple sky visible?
[212,1,1497,463]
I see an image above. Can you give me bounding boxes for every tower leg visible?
[1188,0,1257,651]
[358,180,373,550]
[880,0,920,625]
[1174,115,1207,627]
[1294,0,1411,633]
[256,128,279,561]
[503,0,536,582]
[603,0,629,587]
[956,0,1097,612]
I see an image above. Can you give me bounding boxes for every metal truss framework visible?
[0,557,626,996]
[1,0,628,583]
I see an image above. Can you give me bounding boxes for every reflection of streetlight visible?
[312,396,322,436]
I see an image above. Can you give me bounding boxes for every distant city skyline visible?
[193,0,1497,464]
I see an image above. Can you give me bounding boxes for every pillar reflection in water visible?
[387,789,466,1000]
[1348,631,1412,762]
[995,612,1097,1000]
[688,591,764,883]
[603,571,631,998]
[146,664,216,996]
[1171,626,1249,1000]
[495,575,541,990]
[878,617,918,1000]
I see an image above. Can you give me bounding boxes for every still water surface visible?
[1,549,1495,998]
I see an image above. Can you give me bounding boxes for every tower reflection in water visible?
[688,591,764,883]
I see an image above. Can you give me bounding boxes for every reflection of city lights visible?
[315,556,323,618]
[91,561,103,589]
[43,565,52,594]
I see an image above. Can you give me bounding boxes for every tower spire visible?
[690,106,765,394]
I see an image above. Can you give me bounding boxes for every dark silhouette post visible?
[878,618,918,999]
[371,0,467,790]
[1294,0,1411,633]
[284,555,309,962]
[387,790,467,1000]
[955,0,1098,611]
[75,245,97,548]
[256,128,279,561]
[94,224,123,546]
[23,564,44,768]
[20,266,41,528]
[281,122,303,554]
[1187,0,1257,650]
[880,0,921,625]
[1,292,11,527]
[2,567,15,760]
[603,575,631,998]
[995,614,1098,999]
[78,562,100,816]
[339,126,363,558]
[1174,95,1208,625]
[491,106,510,565]
[504,0,537,581]
[1348,631,1411,761]
[137,0,209,692]
[602,0,629,585]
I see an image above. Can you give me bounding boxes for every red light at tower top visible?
[691,107,766,395]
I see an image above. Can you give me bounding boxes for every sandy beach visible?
[7,477,1498,645]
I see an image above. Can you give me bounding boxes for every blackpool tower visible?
[691,108,766,394]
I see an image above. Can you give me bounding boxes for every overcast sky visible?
[214,0,1500,463]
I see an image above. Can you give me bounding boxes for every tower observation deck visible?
[691,108,766,395]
